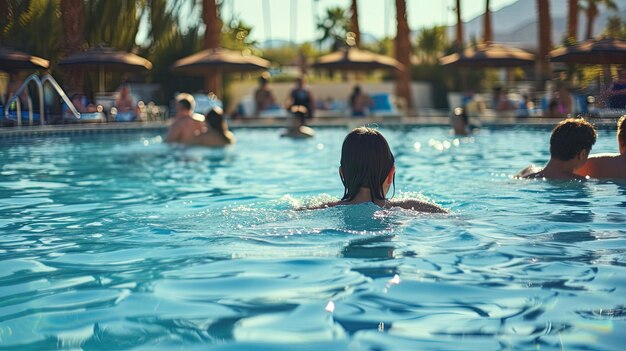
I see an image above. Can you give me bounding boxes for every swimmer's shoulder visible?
[515,165,541,179]
[385,199,449,213]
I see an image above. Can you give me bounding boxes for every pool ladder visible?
[3,73,81,126]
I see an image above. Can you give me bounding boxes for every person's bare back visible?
[167,114,207,143]
[575,153,626,179]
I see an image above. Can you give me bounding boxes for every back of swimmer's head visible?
[205,106,226,132]
[340,127,394,201]
[176,93,195,113]
[550,118,597,161]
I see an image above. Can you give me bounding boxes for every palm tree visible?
[349,0,360,47]
[0,0,11,44]
[536,0,552,85]
[60,0,85,93]
[581,0,617,39]
[395,0,412,110]
[455,0,463,49]
[84,0,144,51]
[484,0,492,43]
[317,7,349,51]
[416,26,447,65]
[202,0,221,95]
[567,0,579,41]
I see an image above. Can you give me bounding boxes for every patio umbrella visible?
[549,38,626,65]
[311,47,403,71]
[439,43,535,67]
[58,46,152,92]
[0,46,49,71]
[171,48,271,74]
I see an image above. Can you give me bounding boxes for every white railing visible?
[3,73,81,126]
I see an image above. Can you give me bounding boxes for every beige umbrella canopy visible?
[311,47,403,71]
[549,38,626,65]
[0,46,49,71]
[171,48,271,74]
[58,46,153,92]
[439,43,535,67]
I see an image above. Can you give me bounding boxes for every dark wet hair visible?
[550,118,597,161]
[617,115,626,148]
[206,107,229,142]
[340,127,395,202]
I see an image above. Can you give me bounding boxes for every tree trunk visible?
[455,0,463,49]
[567,0,578,41]
[350,0,360,47]
[0,0,12,45]
[535,0,552,88]
[203,0,221,96]
[60,0,85,94]
[484,0,492,43]
[395,0,412,110]
[584,4,598,39]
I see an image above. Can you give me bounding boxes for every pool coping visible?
[0,116,621,138]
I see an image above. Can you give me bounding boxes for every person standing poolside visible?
[167,93,208,144]
[575,115,626,178]
[606,68,626,109]
[308,127,447,213]
[191,107,236,147]
[254,75,277,116]
[349,85,373,117]
[516,118,597,180]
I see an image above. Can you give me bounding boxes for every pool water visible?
[0,126,624,350]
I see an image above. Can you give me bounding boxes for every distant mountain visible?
[258,39,294,49]
[449,0,626,50]
[258,32,379,50]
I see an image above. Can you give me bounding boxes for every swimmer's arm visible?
[301,201,341,211]
[387,199,449,213]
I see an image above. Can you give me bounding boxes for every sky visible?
[176,0,519,44]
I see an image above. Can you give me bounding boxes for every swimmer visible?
[516,118,597,180]
[167,93,207,144]
[575,115,626,178]
[281,110,314,138]
[191,107,236,147]
[450,107,470,136]
[309,127,447,212]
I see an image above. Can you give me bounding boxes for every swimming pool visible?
[0,125,624,350]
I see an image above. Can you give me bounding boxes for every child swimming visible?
[309,127,447,213]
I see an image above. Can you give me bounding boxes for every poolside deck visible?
[0,115,622,138]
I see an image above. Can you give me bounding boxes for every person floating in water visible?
[516,118,597,180]
[166,93,207,144]
[191,107,236,147]
[575,115,626,178]
[450,107,470,136]
[309,127,447,212]
[281,109,315,138]
[286,77,315,125]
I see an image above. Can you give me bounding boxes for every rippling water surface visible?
[0,126,624,350]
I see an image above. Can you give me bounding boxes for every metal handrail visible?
[41,74,81,120]
[4,73,44,126]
